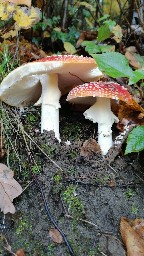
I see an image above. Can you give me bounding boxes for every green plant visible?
[16,217,32,235]
[125,126,144,154]
[62,185,85,220]
[0,45,16,82]
[32,164,42,174]
[26,113,38,123]
[125,189,135,199]
[131,204,139,215]
[67,167,77,175]
[46,244,55,255]
[53,174,62,183]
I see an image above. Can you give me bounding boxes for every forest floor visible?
[0,101,144,256]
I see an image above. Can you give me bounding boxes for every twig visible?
[0,235,17,256]
[65,214,98,229]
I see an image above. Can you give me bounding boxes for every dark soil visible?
[0,104,144,256]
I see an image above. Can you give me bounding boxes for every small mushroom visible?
[0,55,102,140]
[67,81,134,155]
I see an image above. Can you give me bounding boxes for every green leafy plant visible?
[125,189,135,199]
[92,52,133,78]
[81,41,114,54]
[125,126,144,154]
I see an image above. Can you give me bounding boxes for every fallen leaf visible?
[118,100,144,126]
[125,48,144,69]
[80,138,101,158]
[0,163,22,214]
[125,51,141,69]
[64,42,76,54]
[112,24,122,43]
[49,228,63,244]
[108,179,116,188]
[2,30,17,39]
[138,113,144,119]
[126,46,137,54]
[16,249,25,256]
[120,217,144,256]
[76,32,85,48]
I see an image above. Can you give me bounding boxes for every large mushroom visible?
[67,81,134,155]
[0,55,102,140]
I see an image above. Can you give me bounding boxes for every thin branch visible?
[62,0,68,30]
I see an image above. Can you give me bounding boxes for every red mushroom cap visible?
[67,81,133,105]
[35,55,96,64]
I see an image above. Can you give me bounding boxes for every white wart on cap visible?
[0,55,102,140]
[67,81,133,155]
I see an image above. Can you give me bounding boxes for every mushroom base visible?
[84,97,119,155]
[41,105,60,140]
[39,74,61,141]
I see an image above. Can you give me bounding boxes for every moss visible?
[62,185,85,221]
[16,217,32,235]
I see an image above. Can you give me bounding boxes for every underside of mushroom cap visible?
[0,76,42,106]
[0,55,102,107]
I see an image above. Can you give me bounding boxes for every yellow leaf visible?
[79,1,95,12]
[54,27,61,32]
[2,29,17,39]
[13,6,40,29]
[112,25,122,43]
[64,42,76,54]
[0,0,31,6]
[0,3,15,20]
[85,17,93,29]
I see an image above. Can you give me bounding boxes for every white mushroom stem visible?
[39,74,61,140]
[84,97,119,155]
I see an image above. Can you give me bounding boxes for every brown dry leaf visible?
[108,179,116,188]
[80,138,101,158]
[36,0,46,8]
[49,229,63,244]
[125,47,144,69]
[125,51,140,69]
[0,163,22,214]
[120,217,144,256]
[16,249,25,256]
[129,219,144,239]
[76,32,86,48]
[138,113,144,119]
[126,46,137,54]
[2,30,17,39]
[118,100,144,126]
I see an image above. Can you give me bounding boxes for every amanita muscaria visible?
[0,55,102,140]
[67,81,134,155]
